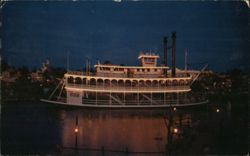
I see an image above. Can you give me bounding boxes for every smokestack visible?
[163,36,168,75]
[163,36,168,67]
[172,32,176,77]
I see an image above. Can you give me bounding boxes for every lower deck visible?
[41,98,209,108]
[61,91,208,108]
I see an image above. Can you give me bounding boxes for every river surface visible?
[1,100,247,155]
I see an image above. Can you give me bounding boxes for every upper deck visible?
[94,64,169,78]
[93,52,170,78]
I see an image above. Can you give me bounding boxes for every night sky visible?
[1,1,249,72]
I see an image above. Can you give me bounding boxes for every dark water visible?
[1,100,248,155]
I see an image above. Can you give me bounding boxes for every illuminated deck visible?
[65,84,191,93]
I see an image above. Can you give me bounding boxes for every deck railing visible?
[65,84,191,93]
[81,96,207,106]
[66,71,192,78]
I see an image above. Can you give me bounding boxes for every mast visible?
[86,58,90,76]
[67,51,69,72]
[86,58,88,75]
[185,48,188,71]
[88,59,91,75]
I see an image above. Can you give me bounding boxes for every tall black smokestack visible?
[172,32,176,77]
[163,36,168,75]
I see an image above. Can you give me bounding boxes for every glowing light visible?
[74,128,78,133]
[173,128,178,134]
[113,0,122,2]
[216,108,220,113]
[173,107,177,111]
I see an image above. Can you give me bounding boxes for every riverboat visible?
[41,32,208,108]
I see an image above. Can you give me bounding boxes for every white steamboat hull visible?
[40,98,209,108]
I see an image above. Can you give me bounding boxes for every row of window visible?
[98,67,161,72]
[67,78,189,85]
[137,68,159,72]
[144,58,155,62]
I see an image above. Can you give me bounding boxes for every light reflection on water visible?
[58,109,192,155]
[4,100,248,155]
[2,102,200,155]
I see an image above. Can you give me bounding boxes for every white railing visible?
[65,84,191,93]
[81,97,207,106]
[65,72,192,79]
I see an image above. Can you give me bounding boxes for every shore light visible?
[173,128,178,134]
[216,108,220,113]
[74,127,79,133]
